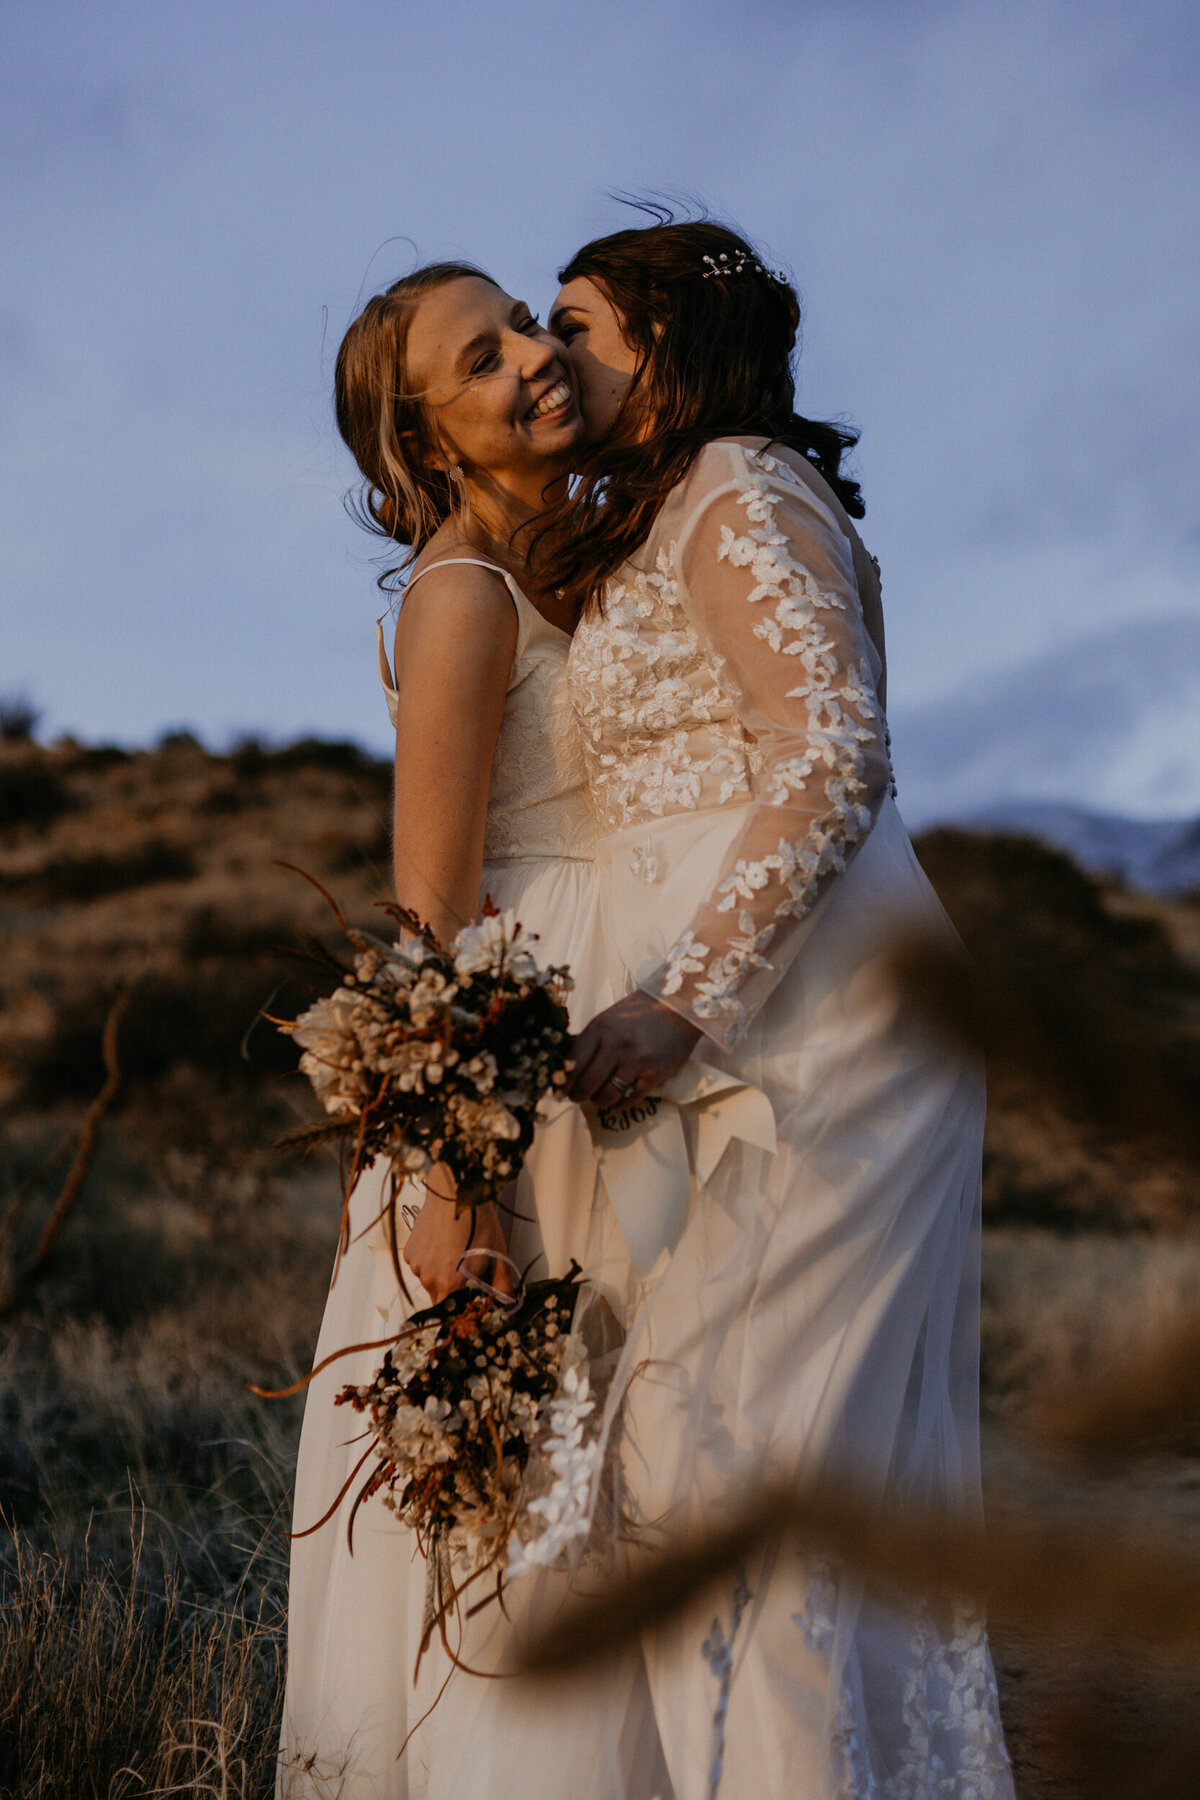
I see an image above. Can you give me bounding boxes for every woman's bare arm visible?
[389,562,518,945]
[387,561,519,1301]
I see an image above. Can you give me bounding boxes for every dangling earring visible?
[445,461,470,529]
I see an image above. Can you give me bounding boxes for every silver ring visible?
[609,1075,635,1099]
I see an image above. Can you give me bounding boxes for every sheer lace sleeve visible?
[641,445,891,1046]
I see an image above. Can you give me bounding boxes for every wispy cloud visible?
[892,612,1200,820]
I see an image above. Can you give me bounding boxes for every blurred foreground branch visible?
[0,984,130,1316]
[520,1480,1200,1679]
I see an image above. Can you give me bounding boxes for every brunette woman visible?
[546,220,1015,1800]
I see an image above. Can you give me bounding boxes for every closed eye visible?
[470,311,541,376]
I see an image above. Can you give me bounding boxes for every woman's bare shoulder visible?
[403,523,513,609]
[392,534,518,678]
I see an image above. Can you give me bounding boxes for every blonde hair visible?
[334,261,497,588]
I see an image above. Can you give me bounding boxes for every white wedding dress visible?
[562,439,1015,1799]
[277,563,664,1798]
[279,446,1016,1798]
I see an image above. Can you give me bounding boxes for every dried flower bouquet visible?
[259,877,607,1662]
[333,1263,603,1667]
[276,876,573,1250]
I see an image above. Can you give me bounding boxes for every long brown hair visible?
[334,261,499,591]
[543,220,863,618]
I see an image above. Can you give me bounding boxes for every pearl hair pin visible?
[700,251,786,280]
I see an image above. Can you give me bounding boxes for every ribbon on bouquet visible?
[585,1060,777,1272]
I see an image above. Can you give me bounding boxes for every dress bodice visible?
[568,444,887,839]
[377,562,596,864]
[568,541,760,835]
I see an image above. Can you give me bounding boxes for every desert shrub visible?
[229,735,269,779]
[20,963,307,1104]
[156,728,206,753]
[0,692,40,742]
[0,757,73,830]
[64,742,134,771]
[228,734,389,802]
[915,828,1180,978]
[6,840,198,905]
[266,736,379,776]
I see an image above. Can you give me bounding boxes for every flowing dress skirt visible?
[277,856,670,1800]
[278,807,1014,1798]
[588,795,1014,1800]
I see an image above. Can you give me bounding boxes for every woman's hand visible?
[567,990,703,1108]
[403,1171,514,1305]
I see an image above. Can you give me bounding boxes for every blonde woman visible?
[278,265,657,1797]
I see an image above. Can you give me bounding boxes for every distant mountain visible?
[890,612,1200,828]
[941,799,1200,897]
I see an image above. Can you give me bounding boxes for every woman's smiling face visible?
[549,276,643,443]
[404,276,584,481]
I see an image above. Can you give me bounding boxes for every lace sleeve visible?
[640,446,891,1047]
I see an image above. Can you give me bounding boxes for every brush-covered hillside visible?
[3,730,1198,1245]
[2,729,1200,1797]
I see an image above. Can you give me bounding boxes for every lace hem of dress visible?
[796,1566,1013,1800]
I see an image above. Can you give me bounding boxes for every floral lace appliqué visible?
[566,444,892,1046]
[568,547,757,835]
[629,841,663,884]
[702,1573,753,1800]
[654,457,887,1039]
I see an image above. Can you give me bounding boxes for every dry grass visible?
[0,1097,335,1796]
[1,1530,284,1799]
[981,1231,1200,1421]
[4,737,1200,1794]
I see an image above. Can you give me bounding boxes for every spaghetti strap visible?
[374,558,525,729]
[403,555,508,594]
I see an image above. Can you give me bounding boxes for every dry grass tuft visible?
[980,1230,1200,1418]
[0,1082,335,1795]
[0,1526,284,1798]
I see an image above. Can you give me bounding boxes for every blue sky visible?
[3,0,1198,817]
